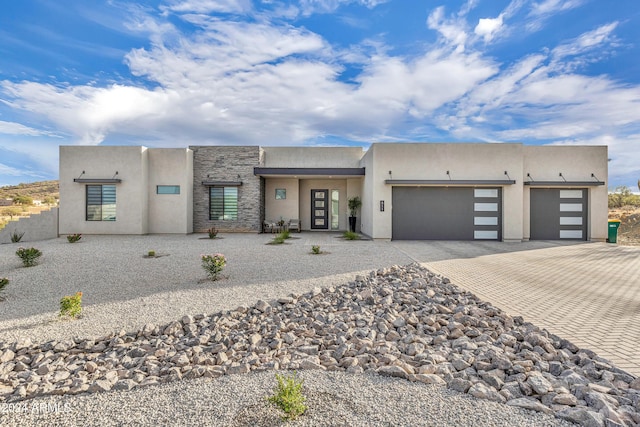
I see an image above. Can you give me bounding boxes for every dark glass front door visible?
[311,189,329,229]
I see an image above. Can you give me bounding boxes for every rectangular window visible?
[157,185,180,194]
[275,189,286,200]
[209,187,238,220]
[86,185,116,221]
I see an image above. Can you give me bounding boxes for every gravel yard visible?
[0,234,637,426]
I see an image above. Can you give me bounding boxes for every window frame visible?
[209,186,238,221]
[157,185,181,195]
[86,184,116,221]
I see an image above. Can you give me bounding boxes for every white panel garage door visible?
[530,189,588,240]
[392,187,502,240]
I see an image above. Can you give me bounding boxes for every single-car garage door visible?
[530,189,587,240]
[392,187,502,240]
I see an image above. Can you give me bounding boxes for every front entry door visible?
[311,190,329,229]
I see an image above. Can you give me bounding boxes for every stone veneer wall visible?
[191,146,262,232]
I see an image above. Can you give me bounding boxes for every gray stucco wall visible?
[191,146,262,232]
[0,208,59,244]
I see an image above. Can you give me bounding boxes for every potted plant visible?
[348,196,362,233]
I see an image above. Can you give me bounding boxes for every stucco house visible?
[58,143,608,241]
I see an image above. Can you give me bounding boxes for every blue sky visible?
[1,0,639,189]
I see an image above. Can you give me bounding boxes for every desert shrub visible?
[16,247,42,267]
[0,278,9,301]
[609,186,640,208]
[207,227,219,239]
[10,230,25,243]
[148,250,156,257]
[201,253,226,280]
[343,231,360,240]
[311,245,321,254]
[60,292,83,318]
[67,233,82,243]
[267,372,307,421]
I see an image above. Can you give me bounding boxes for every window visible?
[86,185,116,221]
[157,185,180,194]
[275,188,286,200]
[209,187,238,220]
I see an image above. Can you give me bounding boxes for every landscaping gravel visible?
[0,234,636,426]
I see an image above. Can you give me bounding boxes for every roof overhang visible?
[385,179,516,186]
[254,167,365,178]
[73,178,122,184]
[202,181,243,186]
[524,181,605,187]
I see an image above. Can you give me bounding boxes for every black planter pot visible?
[348,216,357,232]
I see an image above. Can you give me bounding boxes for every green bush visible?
[60,292,83,318]
[148,250,156,257]
[10,230,24,243]
[16,247,42,267]
[0,278,9,301]
[207,227,218,239]
[311,245,321,254]
[267,372,307,421]
[281,230,291,239]
[343,231,360,240]
[609,186,640,208]
[67,233,82,243]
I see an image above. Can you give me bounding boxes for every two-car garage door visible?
[392,187,502,240]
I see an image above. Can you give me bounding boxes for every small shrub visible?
[272,235,286,244]
[10,230,25,243]
[67,233,82,243]
[311,245,321,254]
[281,230,291,239]
[16,247,42,267]
[0,278,9,301]
[207,227,219,239]
[60,292,83,318]
[343,231,360,240]
[267,372,307,421]
[201,253,226,280]
[148,250,156,257]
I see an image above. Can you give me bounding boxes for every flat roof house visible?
[59,143,608,242]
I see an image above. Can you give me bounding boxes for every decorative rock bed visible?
[0,264,638,426]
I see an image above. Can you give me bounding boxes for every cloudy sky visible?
[1,0,639,189]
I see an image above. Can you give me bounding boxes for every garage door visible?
[392,187,502,240]
[530,189,587,240]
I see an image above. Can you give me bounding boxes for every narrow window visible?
[157,185,180,194]
[209,187,238,220]
[331,190,339,230]
[86,185,116,221]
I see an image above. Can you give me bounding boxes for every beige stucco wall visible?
[147,148,193,234]
[262,147,364,167]
[366,143,524,240]
[299,179,352,231]
[360,147,375,237]
[59,146,149,235]
[523,145,608,241]
[264,178,300,222]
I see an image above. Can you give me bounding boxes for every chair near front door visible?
[311,189,329,229]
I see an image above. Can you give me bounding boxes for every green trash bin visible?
[608,219,621,243]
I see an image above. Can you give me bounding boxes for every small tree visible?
[348,196,362,217]
[12,195,33,206]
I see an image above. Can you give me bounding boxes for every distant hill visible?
[0,180,59,201]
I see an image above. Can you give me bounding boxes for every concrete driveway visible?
[391,240,640,376]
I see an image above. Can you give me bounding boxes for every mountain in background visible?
[0,180,59,201]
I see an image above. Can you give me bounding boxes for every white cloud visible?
[297,0,388,15]
[0,121,59,137]
[474,15,504,43]
[427,6,469,52]
[553,22,619,59]
[527,0,585,31]
[163,0,252,14]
